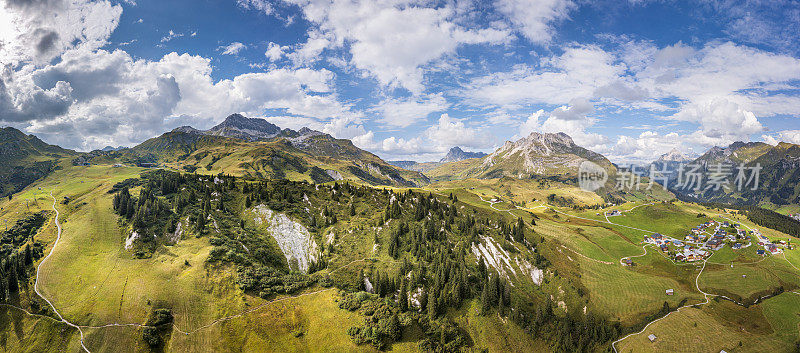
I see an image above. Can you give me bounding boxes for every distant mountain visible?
[0,127,74,196]
[692,141,772,166]
[387,160,418,169]
[112,114,429,187]
[656,148,691,163]
[670,141,800,206]
[439,147,487,163]
[428,132,616,180]
[637,147,692,178]
[100,145,123,152]
[205,113,285,140]
[386,147,486,173]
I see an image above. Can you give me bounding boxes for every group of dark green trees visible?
[109,170,621,352]
[0,211,47,304]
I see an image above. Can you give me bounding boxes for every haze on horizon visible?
[1,0,800,164]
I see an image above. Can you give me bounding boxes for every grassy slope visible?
[0,163,547,352]
[0,160,798,352]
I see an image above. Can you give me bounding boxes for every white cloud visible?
[670,97,763,147]
[284,0,511,93]
[350,114,490,160]
[236,0,274,14]
[375,94,449,128]
[265,42,285,61]
[520,98,607,150]
[220,42,247,56]
[495,0,575,44]
[762,130,800,146]
[160,30,183,43]
[285,30,331,66]
[463,39,800,163]
[8,45,360,150]
[606,131,689,165]
[0,0,122,65]
[462,45,626,107]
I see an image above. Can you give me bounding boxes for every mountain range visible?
[669,141,800,206]
[2,114,799,208]
[426,132,617,181]
[388,146,488,172]
[0,127,74,197]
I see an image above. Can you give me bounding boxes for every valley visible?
[0,116,797,353]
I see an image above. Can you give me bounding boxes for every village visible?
[612,214,795,266]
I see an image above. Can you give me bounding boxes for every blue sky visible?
[1,0,800,164]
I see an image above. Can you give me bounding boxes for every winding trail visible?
[611,260,713,353]
[468,191,800,351]
[14,192,339,351]
[34,193,91,352]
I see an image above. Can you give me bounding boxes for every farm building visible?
[648,334,657,342]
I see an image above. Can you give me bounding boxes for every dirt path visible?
[34,193,91,352]
[611,259,713,353]
[10,192,337,351]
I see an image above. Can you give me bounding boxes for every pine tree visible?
[427,288,437,320]
[399,279,409,312]
[7,264,18,294]
[480,282,490,315]
[24,244,32,266]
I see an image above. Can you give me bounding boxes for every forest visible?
[109,170,620,352]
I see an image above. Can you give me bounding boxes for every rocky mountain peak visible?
[439,146,487,163]
[656,148,689,162]
[206,114,282,140]
[171,126,202,134]
[523,131,575,147]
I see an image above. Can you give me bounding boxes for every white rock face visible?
[472,236,516,278]
[125,231,141,250]
[168,220,184,244]
[326,169,343,180]
[252,204,320,273]
[516,257,544,285]
[364,277,374,294]
[472,236,543,286]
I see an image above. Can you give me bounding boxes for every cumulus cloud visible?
[236,0,274,15]
[220,42,247,56]
[519,98,607,150]
[762,130,800,146]
[282,0,511,93]
[265,42,285,61]
[606,131,689,165]
[5,44,361,150]
[160,30,183,43]
[463,39,800,162]
[375,94,449,128]
[0,0,122,65]
[495,0,575,44]
[351,114,491,160]
[462,45,626,107]
[671,98,763,147]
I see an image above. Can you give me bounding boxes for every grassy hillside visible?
[0,127,75,197]
[88,130,429,188]
[0,159,797,352]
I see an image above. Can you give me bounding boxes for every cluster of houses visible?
[605,210,622,217]
[754,230,787,255]
[643,218,793,262]
[644,232,711,262]
[790,213,800,221]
